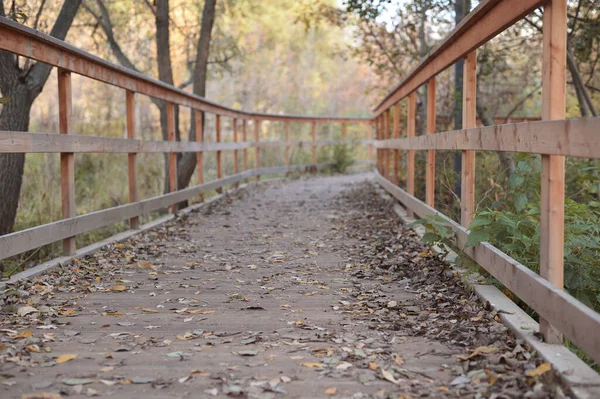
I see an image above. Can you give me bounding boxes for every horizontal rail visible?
[0,17,371,123]
[0,131,372,153]
[373,0,544,116]
[373,117,600,158]
[375,172,600,366]
[0,164,330,261]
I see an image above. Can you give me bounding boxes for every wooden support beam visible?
[167,102,177,212]
[254,119,260,182]
[58,68,75,256]
[461,51,477,227]
[284,121,290,167]
[341,123,347,140]
[216,114,223,193]
[407,92,416,217]
[233,118,239,174]
[540,0,567,344]
[367,122,373,162]
[376,117,381,173]
[242,119,248,182]
[385,110,391,179]
[126,90,138,229]
[393,102,401,185]
[426,78,436,207]
[311,122,317,168]
[195,110,204,201]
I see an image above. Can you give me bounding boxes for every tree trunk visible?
[476,98,516,176]
[0,0,82,237]
[452,0,470,196]
[177,0,218,192]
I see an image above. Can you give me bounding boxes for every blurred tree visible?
[0,0,82,236]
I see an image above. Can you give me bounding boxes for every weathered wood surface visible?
[126,90,139,229]
[375,172,600,366]
[58,68,75,256]
[372,117,600,158]
[461,51,476,227]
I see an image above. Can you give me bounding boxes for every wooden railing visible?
[0,17,372,264]
[373,0,600,365]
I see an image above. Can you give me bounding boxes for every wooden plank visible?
[539,0,567,344]
[233,118,239,174]
[242,120,248,172]
[215,114,223,193]
[426,78,436,207]
[393,102,401,185]
[58,68,75,256]
[167,102,177,213]
[126,90,138,229]
[375,171,600,366]
[373,0,545,116]
[372,117,600,156]
[461,51,476,227]
[407,92,416,217]
[284,121,290,166]
[384,110,390,179]
[311,122,317,167]
[341,123,347,140]
[195,110,204,201]
[255,119,260,182]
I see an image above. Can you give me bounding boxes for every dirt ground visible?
[1,173,568,398]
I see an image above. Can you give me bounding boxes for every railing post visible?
[284,121,290,167]
[540,0,566,344]
[367,122,373,163]
[243,119,248,182]
[407,92,416,217]
[233,118,239,175]
[195,110,204,201]
[393,102,400,185]
[461,51,477,227]
[341,123,347,141]
[254,118,260,182]
[126,90,138,229]
[58,69,75,256]
[384,109,390,179]
[377,115,383,174]
[167,102,177,213]
[311,121,317,169]
[426,77,436,207]
[216,114,222,193]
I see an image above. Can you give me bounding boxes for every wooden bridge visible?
[1,0,600,398]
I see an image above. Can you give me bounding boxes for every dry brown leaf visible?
[56,354,77,364]
[25,345,41,353]
[300,362,323,369]
[526,362,552,377]
[185,309,215,315]
[381,368,400,384]
[368,361,378,370]
[110,285,128,292]
[324,387,337,395]
[393,353,404,365]
[142,308,159,313]
[16,330,32,339]
[21,393,63,399]
[456,346,499,360]
[138,260,156,270]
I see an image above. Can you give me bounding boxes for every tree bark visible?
[177,0,218,191]
[567,43,597,117]
[0,0,82,236]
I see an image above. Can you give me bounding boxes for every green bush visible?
[330,140,355,173]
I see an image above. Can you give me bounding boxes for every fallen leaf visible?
[56,354,77,364]
[325,387,337,395]
[456,346,499,360]
[368,361,378,370]
[300,362,323,369]
[21,393,62,399]
[17,306,39,317]
[63,378,93,386]
[526,362,552,377]
[381,368,401,384]
[142,308,158,313]
[393,353,404,365]
[16,330,33,339]
[138,260,156,270]
[110,285,128,292]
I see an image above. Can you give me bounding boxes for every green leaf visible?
[422,232,440,244]
[408,218,427,227]
[468,216,492,230]
[509,174,525,190]
[514,193,528,213]
[517,160,532,173]
[465,230,490,248]
[0,96,10,105]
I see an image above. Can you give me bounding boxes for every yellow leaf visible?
[185,309,215,315]
[105,311,123,316]
[16,330,32,339]
[368,361,378,370]
[142,308,158,313]
[457,346,498,360]
[318,285,330,290]
[110,285,128,292]
[26,345,41,353]
[56,354,77,364]
[325,387,337,395]
[304,292,317,296]
[485,369,497,386]
[300,362,323,369]
[393,353,404,365]
[59,309,77,317]
[526,362,552,377]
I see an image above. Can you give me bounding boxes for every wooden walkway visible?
[1,174,567,398]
